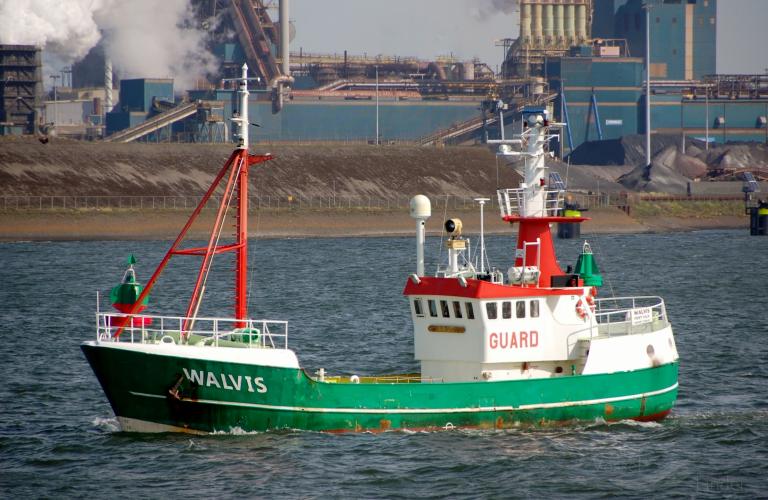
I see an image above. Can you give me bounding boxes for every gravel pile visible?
[569,134,768,192]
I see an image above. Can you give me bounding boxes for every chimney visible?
[104,56,113,114]
[280,0,290,77]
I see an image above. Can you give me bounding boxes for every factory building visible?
[501,0,593,78]
[546,54,645,146]
[105,79,174,135]
[500,0,767,153]
[94,0,496,143]
[505,0,716,82]
[187,88,480,143]
[0,45,42,135]
[592,0,716,80]
[8,0,766,147]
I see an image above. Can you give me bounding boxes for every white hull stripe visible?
[129,382,678,415]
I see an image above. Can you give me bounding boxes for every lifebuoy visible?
[585,294,596,313]
[591,286,598,297]
[575,299,587,319]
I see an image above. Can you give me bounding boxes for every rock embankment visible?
[0,136,632,198]
[0,137,519,199]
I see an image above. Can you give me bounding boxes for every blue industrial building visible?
[593,0,716,80]
[552,55,768,153]
[251,100,478,142]
[547,55,645,148]
[187,90,479,142]
[549,54,768,149]
[105,78,174,135]
[542,0,768,154]
[117,79,174,113]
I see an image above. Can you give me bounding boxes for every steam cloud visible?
[0,0,217,91]
[471,0,518,22]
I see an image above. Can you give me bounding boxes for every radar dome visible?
[410,195,432,219]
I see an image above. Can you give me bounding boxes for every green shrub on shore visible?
[633,200,745,218]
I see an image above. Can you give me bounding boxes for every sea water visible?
[0,229,766,498]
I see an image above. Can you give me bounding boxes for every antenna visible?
[475,198,490,274]
[223,64,261,149]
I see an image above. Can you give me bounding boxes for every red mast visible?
[235,149,249,321]
[114,64,271,338]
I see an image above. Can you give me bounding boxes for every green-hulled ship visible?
[82,65,679,433]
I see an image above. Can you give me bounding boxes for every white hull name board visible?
[631,307,653,325]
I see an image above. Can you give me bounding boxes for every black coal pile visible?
[617,146,691,193]
[569,135,683,166]
[569,134,768,192]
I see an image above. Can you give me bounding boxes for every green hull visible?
[81,343,678,433]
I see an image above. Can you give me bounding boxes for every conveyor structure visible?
[103,101,199,143]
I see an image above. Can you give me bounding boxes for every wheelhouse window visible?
[465,302,475,320]
[440,300,450,318]
[428,299,438,318]
[502,301,512,319]
[413,299,424,317]
[516,301,526,318]
[452,301,463,319]
[486,302,498,320]
[530,300,540,318]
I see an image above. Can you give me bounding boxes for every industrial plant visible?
[1,0,767,153]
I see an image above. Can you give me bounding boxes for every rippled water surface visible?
[1,229,766,498]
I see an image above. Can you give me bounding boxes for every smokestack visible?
[520,3,531,42]
[280,0,289,77]
[533,3,543,43]
[565,4,576,44]
[104,56,113,114]
[554,5,564,43]
[576,3,587,41]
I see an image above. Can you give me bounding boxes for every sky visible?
[291,0,768,75]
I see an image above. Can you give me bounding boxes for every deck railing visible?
[95,312,288,350]
[593,296,669,337]
[497,187,564,219]
[566,296,668,352]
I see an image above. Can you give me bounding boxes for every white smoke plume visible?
[96,1,217,91]
[0,0,104,60]
[0,0,217,92]
[471,0,518,22]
